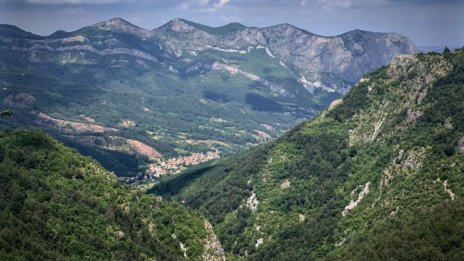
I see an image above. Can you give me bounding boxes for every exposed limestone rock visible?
[247,191,259,210]
[29,44,158,62]
[359,77,370,83]
[389,206,401,217]
[443,180,456,201]
[179,242,188,258]
[212,61,288,96]
[298,73,335,93]
[405,109,423,124]
[255,238,264,248]
[328,98,343,111]
[459,138,464,154]
[370,115,386,142]
[202,219,225,261]
[199,98,208,105]
[119,119,135,128]
[403,155,421,170]
[381,168,393,190]
[58,52,97,65]
[349,55,452,147]
[280,179,291,189]
[114,230,124,239]
[380,147,429,196]
[416,88,428,105]
[299,213,306,222]
[444,118,453,129]
[402,147,428,171]
[387,54,417,78]
[349,109,388,146]
[61,35,87,43]
[342,182,370,216]
[93,17,151,38]
[434,178,456,201]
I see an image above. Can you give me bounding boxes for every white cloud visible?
[219,13,241,23]
[179,2,190,10]
[194,0,230,13]
[214,0,230,8]
[318,0,352,8]
[26,0,132,4]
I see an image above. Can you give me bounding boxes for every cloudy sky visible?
[0,0,462,47]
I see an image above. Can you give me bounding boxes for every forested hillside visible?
[153,49,464,260]
[0,130,224,260]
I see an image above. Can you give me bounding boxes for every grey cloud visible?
[387,0,463,4]
[25,0,132,4]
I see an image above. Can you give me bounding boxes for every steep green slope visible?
[0,130,224,260]
[153,49,464,260]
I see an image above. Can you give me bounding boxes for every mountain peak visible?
[0,24,41,39]
[158,19,247,35]
[158,18,198,33]
[263,23,312,35]
[93,17,144,32]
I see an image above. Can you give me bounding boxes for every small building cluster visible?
[144,150,220,179]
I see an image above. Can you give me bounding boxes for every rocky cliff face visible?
[153,19,416,93]
[1,17,415,94]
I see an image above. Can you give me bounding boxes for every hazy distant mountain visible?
[0,18,416,180]
[417,45,459,53]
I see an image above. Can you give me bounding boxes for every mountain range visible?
[1,18,462,259]
[1,46,462,261]
[0,18,416,180]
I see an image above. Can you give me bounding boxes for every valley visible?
[154,49,464,260]
[0,18,415,181]
[0,0,462,258]
[1,24,462,260]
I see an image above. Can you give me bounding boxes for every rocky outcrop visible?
[92,18,149,37]
[349,54,452,147]
[459,138,464,154]
[202,219,225,261]
[152,20,416,93]
[342,182,370,217]
[247,191,259,210]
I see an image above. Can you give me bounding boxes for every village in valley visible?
[125,149,221,184]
